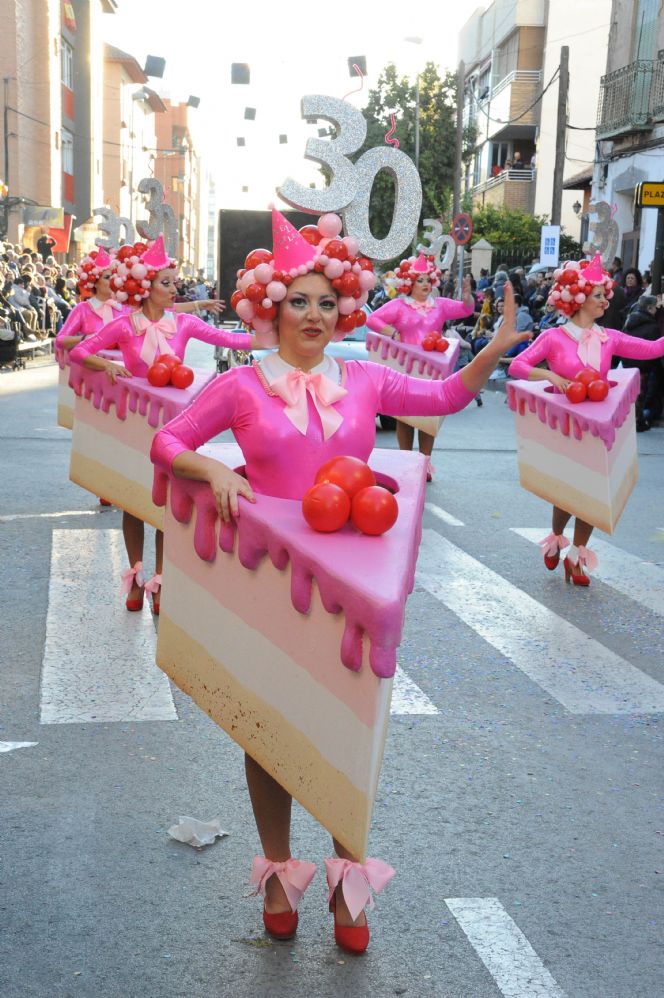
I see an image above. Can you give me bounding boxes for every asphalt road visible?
[1,352,663,998]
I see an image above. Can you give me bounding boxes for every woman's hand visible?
[547,372,573,392]
[201,299,226,315]
[488,284,531,355]
[104,361,132,384]
[207,463,256,523]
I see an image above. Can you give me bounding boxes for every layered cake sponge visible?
[153,445,428,860]
[69,362,215,527]
[507,367,640,534]
[366,330,460,437]
[56,345,122,429]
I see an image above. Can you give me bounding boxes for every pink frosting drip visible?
[152,443,428,679]
[57,345,121,372]
[507,367,640,451]
[365,330,459,380]
[68,360,215,429]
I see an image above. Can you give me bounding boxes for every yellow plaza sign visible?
[637,182,664,207]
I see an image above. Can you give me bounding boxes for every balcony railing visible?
[491,69,542,100]
[597,58,664,138]
[473,168,536,193]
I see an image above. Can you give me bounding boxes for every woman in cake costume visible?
[508,253,664,585]
[70,237,258,615]
[56,244,225,351]
[151,210,528,953]
[366,253,475,479]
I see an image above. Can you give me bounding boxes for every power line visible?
[468,65,560,128]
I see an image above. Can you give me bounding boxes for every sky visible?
[103,0,479,208]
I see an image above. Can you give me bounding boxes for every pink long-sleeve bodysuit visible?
[366,296,473,345]
[54,299,131,348]
[69,310,252,377]
[508,324,664,381]
[151,360,475,501]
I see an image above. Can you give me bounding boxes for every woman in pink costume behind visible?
[151,210,529,953]
[366,252,475,479]
[508,253,664,585]
[70,236,260,615]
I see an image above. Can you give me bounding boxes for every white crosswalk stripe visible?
[391,667,439,714]
[416,530,664,715]
[424,502,465,527]
[41,529,177,724]
[445,898,567,998]
[511,527,664,618]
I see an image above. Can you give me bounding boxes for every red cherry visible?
[245,283,266,303]
[302,483,351,533]
[299,225,322,246]
[170,364,195,389]
[244,248,272,270]
[254,302,277,321]
[124,278,139,294]
[351,486,399,536]
[357,257,373,271]
[314,455,376,498]
[587,379,609,402]
[325,239,348,261]
[117,245,134,261]
[230,290,244,310]
[338,272,360,296]
[422,336,437,351]
[434,339,449,352]
[158,354,182,373]
[565,381,587,404]
[576,368,600,388]
[147,363,171,387]
[335,314,357,334]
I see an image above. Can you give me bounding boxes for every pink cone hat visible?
[271,208,317,272]
[141,235,172,270]
[95,246,112,268]
[583,252,605,283]
[412,253,430,273]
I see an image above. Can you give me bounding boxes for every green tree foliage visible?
[471,204,581,261]
[358,63,458,239]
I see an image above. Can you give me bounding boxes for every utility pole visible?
[551,46,569,226]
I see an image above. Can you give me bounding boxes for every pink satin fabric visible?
[144,573,162,595]
[132,311,178,367]
[508,325,664,381]
[324,857,395,922]
[577,326,608,371]
[54,300,130,348]
[120,561,144,594]
[250,857,317,912]
[70,311,252,377]
[568,544,598,572]
[538,533,570,557]
[270,368,347,439]
[151,360,476,501]
[366,295,473,345]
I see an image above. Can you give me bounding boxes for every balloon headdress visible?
[395,252,442,294]
[111,235,177,304]
[547,253,614,318]
[230,208,377,341]
[77,246,115,299]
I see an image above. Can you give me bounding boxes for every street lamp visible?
[572,200,582,215]
[404,36,423,171]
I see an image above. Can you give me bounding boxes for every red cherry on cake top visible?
[158,354,182,373]
[314,455,376,499]
[575,368,600,389]
[302,482,351,533]
[351,486,399,536]
[587,379,609,402]
[170,365,195,389]
[147,362,170,387]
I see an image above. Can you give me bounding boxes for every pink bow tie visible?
[577,325,608,372]
[270,368,347,439]
[324,857,395,922]
[133,311,177,367]
[90,298,122,326]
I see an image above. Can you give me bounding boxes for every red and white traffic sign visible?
[451,212,473,246]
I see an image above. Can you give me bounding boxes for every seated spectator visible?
[477,268,490,291]
[471,314,494,355]
[7,274,39,337]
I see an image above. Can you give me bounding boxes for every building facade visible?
[154,101,203,275]
[591,0,664,273]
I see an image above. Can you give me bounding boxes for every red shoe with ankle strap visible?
[121,561,145,611]
[250,856,317,941]
[563,544,596,587]
[538,533,569,571]
[324,857,395,955]
[145,573,162,616]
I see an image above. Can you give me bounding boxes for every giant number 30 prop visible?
[278,95,422,262]
[137,179,178,259]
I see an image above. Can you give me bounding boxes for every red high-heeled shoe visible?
[121,562,145,610]
[263,908,298,940]
[563,556,590,586]
[324,857,395,956]
[544,550,560,571]
[250,857,317,942]
[329,893,369,954]
[539,533,568,572]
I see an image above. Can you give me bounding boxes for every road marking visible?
[511,528,664,618]
[417,530,664,715]
[0,510,101,522]
[425,502,465,527]
[40,529,177,724]
[0,741,38,753]
[445,898,567,998]
[391,666,439,715]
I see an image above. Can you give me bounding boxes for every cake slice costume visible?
[149,209,525,952]
[507,254,664,583]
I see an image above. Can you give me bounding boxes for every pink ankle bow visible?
[120,561,144,594]
[574,545,598,572]
[538,533,570,557]
[133,311,177,367]
[270,368,347,439]
[324,857,395,922]
[144,573,162,596]
[250,857,317,913]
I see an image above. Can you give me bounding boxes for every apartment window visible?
[61,39,74,88]
[494,32,518,84]
[61,129,74,174]
[633,0,658,60]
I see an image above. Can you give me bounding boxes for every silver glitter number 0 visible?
[278,95,422,262]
